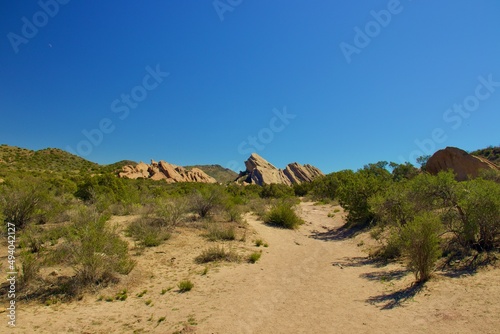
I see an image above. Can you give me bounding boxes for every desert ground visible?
[4,202,500,334]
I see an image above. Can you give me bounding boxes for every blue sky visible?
[1,1,499,173]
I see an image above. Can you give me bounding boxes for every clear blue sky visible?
[1,1,499,173]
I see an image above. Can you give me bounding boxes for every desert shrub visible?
[373,228,403,260]
[74,174,140,207]
[254,239,264,247]
[154,198,187,228]
[19,251,41,287]
[248,251,262,263]
[189,185,226,218]
[178,280,194,292]
[293,182,312,197]
[310,173,342,200]
[205,223,236,241]
[126,217,171,247]
[224,203,242,222]
[264,201,304,229]
[260,183,294,199]
[452,179,500,251]
[335,164,391,224]
[0,184,41,229]
[66,208,135,285]
[195,245,240,263]
[400,213,442,282]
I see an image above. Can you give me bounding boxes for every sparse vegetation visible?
[204,223,236,241]
[126,217,172,247]
[178,280,194,292]
[248,251,262,263]
[195,246,240,263]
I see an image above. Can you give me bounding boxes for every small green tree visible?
[401,213,442,282]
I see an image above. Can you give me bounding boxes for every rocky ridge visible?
[119,160,216,183]
[236,153,324,186]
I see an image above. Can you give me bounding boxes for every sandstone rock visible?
[119,160,216,183]
[426,147,500,181]
[237,153,323,186]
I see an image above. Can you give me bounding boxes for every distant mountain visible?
[0,144,99,174]
[185,164,238,184]
[470,146,500,165]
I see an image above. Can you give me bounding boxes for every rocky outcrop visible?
[119,160,216,183]
[426,147,500,181]
[237,153,324,186]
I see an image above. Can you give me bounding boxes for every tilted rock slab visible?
[426,146,500,181]
[119,160,216,183]
[237,153,324,186]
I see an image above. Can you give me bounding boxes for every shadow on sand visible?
[360,269,409,282]
[366,281,425,310]
[310,222,369,241]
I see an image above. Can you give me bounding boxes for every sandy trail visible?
[6,202,500,333]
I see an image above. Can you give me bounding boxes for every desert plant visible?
[178,280,194,292]
[264,201,304,229]
[452,179,500,251]
[189,186,226,218]
[195,245,240,263]
[0,185,40,229]
[126,217,171,247]
[248,251,262,263]
[19,250,41,286]
[66,208,135,285]
[400,213,442,282]
[154,198,187,228]
[205,223,236,241]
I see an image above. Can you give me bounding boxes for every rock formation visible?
[236,153,324,186]
[426,147,500,181]
[119,160,216,183]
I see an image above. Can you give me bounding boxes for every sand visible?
[4,202,500,333]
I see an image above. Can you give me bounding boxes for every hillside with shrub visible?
[471,145,500,165]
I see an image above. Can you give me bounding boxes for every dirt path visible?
[7,202,500,333]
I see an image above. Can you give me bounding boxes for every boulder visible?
[237,153,323,186]
[426,147,500,181]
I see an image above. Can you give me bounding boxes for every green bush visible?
[66,208,135,284]
[401,213,442,282]
[264,201,304,229]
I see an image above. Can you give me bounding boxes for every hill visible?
[185,164,238,183]
[0,144,99,176]
[471,146,500,165]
